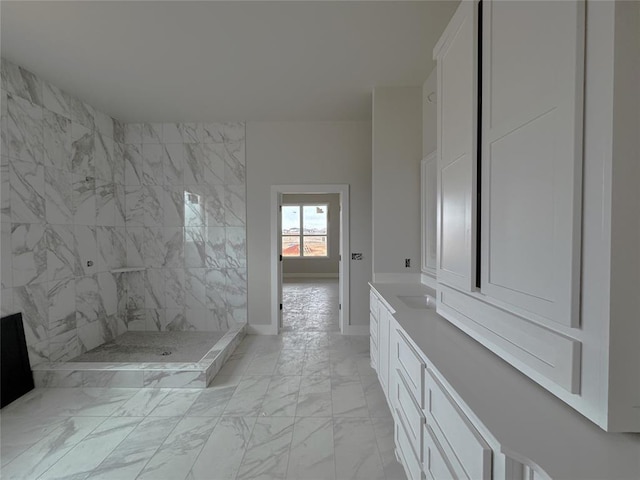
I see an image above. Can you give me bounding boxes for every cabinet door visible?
[434,0,478,292]
[480,0,584,327]
[378,306,391,397]
[422,152,438,276]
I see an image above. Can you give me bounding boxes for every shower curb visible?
[31,324,247,388]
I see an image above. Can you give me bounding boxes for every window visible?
[282,204,328,257]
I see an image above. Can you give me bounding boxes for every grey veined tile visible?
[236,416,295,480]
[0,416,106,480]
[137,416,219,480]
[112,388,171,417]
[331,375,369,418]
[260,375,301,417]
[148,388,202,417]
[189,416,257,480]
[286,417,336,480]
[36,416,141,480]
[333,417,386,480]
[296,375,333,418]
[88,416,180,480]
[223,375,271,416]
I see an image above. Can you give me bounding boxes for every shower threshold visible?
[31,324,246,389]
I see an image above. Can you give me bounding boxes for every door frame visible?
[270,184,350,334]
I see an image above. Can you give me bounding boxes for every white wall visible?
[372,87,423,278]
[282,193,340,276]
[422,68,438,157]
[246,121,372,328]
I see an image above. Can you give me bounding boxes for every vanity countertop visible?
[370,281,640,480]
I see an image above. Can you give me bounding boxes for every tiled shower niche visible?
[0,58,247,374]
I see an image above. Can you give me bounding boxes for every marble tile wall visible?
[1,57,248,366]
[120,121,247,333]
[0,57,126,367]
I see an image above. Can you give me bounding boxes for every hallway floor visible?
[0,279,405,480]
[282,278,340,333]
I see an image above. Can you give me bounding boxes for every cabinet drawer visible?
[395,329,425,407]
[395,369,425,461]
[370,290,379,319]
[425,369,492,480]
[395,409,424,480]
[370,313,379,344]
[423,423,457,480]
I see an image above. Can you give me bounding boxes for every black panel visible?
[476,0,483,289]
[1,313,35,408]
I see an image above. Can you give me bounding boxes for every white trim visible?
[247,324,278,335]
[421,273,437,289]
[373,273,422,284]
[284,273,339,279]
[271,184,350,335]
[343,325,369,336]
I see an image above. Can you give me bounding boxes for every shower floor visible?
[32,324,246,388]
[70,331,226,363]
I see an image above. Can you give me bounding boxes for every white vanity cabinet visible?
[372,284,496,480]
[370,289,392,400]
[432,0,639,430]
[369,283,639,480]
[433,0,478,293]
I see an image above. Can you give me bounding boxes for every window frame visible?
[281,203,330,259]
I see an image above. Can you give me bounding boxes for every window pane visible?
[303,205,327,235]
[303,236,327,257]
[282,236,301,256]
[282,206,300,235]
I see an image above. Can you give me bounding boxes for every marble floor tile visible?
[87,416,180,480]
[36,416,141,480]
[286,416,336,480]
[260,375,301,417]
[331,375,370,418]
[222,375,271,416]
[296,376,333,418]
[236,416,295,480]
[1,387,136,418]
[372,416,407,480]
[0,278,406,480]
[274,349,305,375]
[137,416,219,480]
[302,350,331,376]
[361,374,393,418]
[186,383,236,417]
[0,415,70,467]
[243,350,280,375]
[333,417,386,480]
[0,416,106,480]
[188,416,258,480]
[330,354,362,377]
[148,388,202,417]
[111,387,170,417]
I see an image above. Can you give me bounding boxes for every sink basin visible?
[398,295,436,310]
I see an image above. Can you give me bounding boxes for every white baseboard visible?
[343,324,369,335]
[373,273,422,283]
[420,273,437,289]
[283,273,339,279]
[247,324,278,335]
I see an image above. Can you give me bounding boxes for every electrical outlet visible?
[351,253,363,260]
[405,258,411,268]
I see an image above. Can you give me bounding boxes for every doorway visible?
[270,185,350,334]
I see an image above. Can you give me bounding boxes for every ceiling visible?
[0,1,458,122]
